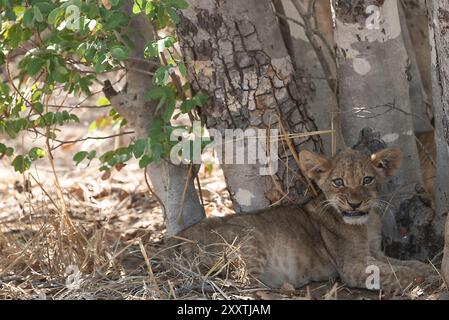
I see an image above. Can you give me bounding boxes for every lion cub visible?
[171,148,432,291]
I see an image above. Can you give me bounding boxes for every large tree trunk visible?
[333,0,441,260]
[401,0,436,198]
[427,0,449,284]
[177,0,324,212]
[280,0,346,155]
[103,1,205,235]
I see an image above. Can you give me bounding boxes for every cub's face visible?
[299,148,403,225]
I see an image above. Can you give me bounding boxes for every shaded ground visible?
[0,104,447,300]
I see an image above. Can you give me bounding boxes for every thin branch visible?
[273,0,297,67]
[290,0,337,92]
[51,131,135,151]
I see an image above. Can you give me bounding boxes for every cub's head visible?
[299,148,402,225]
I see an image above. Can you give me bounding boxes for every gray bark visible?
[403,0,433,102]
[398,1,433,133]
[281,0,346,156]
[177,0,324,212]
[427,0,449,284]
[399,0,436,197]
[334,0,440,260]
[103,1,205,235]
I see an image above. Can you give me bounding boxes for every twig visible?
[138,239,162,299]
[273,0,297,67]
[288,0,337,92]
[278,118,318,196]
[51,131,135,151]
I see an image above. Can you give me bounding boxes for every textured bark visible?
[398,1,433,133]
[177,0,323,212]
[403,0,433,101]
[427,0,449,284]
[103,1,204,235]
[334,0,441,260]
[399,0,436,198]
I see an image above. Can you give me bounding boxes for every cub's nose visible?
[348,201,362,210]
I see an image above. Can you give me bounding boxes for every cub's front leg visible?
[340,257,424,292]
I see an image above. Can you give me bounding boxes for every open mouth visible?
[341,211,368,217]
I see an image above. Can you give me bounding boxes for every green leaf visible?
[153,65,172,85]
[48,7,64,25]
[110,45,129,60]
[162,102,175,122]
[29,147,46,161]
[69,114,80,123]
[0,51,5,65]
[144,86,167,101]
[54,65,69,83]
[132,0,144,14]
[87,150,97,160]
[171,0,189,9]
[180,99,195,113]
[33,6,44,23]
[166,7,179,24]
[193,92,209,106]
[0,143,7,155]
[23,9,35,27]
[56,111,64,125]
[178,61,187,77]
[139,155,152,168]
[0,142,14,158]
[132,138,147,158]
[96,96,111,107]
[12,155,31,173]
[27,59,45,76]
[6,147,14,157]
[144,41,159,58]
[145,1,154,14]
[73,151,88,165]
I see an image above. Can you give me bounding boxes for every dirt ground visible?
[0,100,447,300]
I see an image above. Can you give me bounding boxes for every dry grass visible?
[0,165,446,300]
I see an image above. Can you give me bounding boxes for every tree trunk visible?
[176,0,324,212]
[103,1,205,235]
[334,0,441,260]
[427,0,449,284]
[280,0,346,156]
[401,0,436,198]
[399,0,433,133]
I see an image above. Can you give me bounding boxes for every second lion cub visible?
[171,148,433,291]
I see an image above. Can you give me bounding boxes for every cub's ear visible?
[298,150,330,181]
[370,148,403,178]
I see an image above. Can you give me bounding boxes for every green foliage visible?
[11,147,45,172]
[0,0,209,175]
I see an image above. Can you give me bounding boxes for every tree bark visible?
[103,1,205,235]
[177,0,324,212]
[398,1,433,133]
[427,0,449,284]
[280,0,345,156]
[334,0,441,260]
[400,0,436,198]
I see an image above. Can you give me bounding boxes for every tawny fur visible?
[169,149,434,291]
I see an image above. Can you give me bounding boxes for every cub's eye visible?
[363,176,374,185]
[332,178,344,188]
